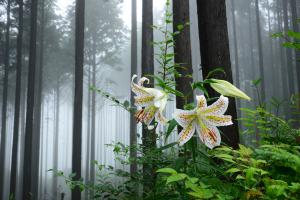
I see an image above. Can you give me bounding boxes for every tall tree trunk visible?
[173,0,194,108]
[141,0,155,194]
[248,0,256,81]
[290,0,300,92]
[22,0,38,198]
[52,81,60,199]
[196,0,239,149]
[90,36,96,192]
[72,0,85,199]
[254,0,266,103]
[10,0,24,197]
[283,0,295,95]
[85,66,91,200]
[277,1,289,100]
[31,0,45,197]
[130,0,137,176]
[0,0,11,197]
[230,0,240,89]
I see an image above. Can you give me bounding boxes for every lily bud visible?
[209,79,251,101]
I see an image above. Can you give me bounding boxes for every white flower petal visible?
[196,95,207,108]
[202,95,229,115]
[203,115,233,127]
[134,95,154,107]
[138,77,150,86]
[173,109,196,128]
[178,122,196,146]
[131,75,150,96]
[196,123,221,149]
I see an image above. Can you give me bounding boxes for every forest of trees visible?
[0,0,299,199]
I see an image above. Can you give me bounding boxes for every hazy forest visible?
[0,0,300,199]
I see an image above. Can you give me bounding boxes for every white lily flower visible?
[131,75,168,128]
[173,95,233,149]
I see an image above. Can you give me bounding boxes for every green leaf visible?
[166,173,187,184]
[156,168,177,174]
[287,30,300,40]
[165,119,178,142]
[177,24,184,31]
[226,168,241,174]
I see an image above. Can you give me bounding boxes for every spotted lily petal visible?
[131,75,150,96]
[202,95,229,115]
[196,122,221,149]
[196,95,207,108]
[178,122,196,146]
[204,115,233,127]
[173,109,196,128]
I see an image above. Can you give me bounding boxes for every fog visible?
[0,0,299,199]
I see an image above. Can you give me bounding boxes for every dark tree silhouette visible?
[290,0,300,90]
[130,0,138,176]
[173,0,193,108]
[196,0,239,149]
[72,0,85,199]
[254,0,266,102]
[283,0,295,95]
[10,0,24,197]
[22,0,39,198]
[141,0,155,194]
[0,0,10,197]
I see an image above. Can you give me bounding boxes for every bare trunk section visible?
[141,0,155,194]
[52,80,60,198]
[283,0,295,95]
[72,0,85,199]
[255,0,266,103]
[173,0,193,108]
[10,0,24,197]
[290,0,300,92]
[130,0,138,176]
[22,0,39,198]
[196,0,240,149]
[0,0,11,197]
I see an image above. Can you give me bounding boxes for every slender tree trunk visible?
[141,0,155,194]
[52,81,60,199]
[31,0,45,197]
[173,0,194,108]
[130,0,137,176]
[90,36,96,191]
[290,0,300,92]
[277,1,289,100]
[10,0,23,197]
[22,0,39,198]
[248,0,256,80]
[230,0,240,89]
[85,66,91,200]
[72,0,85,199]
[0,0,11,197]
[196,0,239,149]
[283,0,295,95]
[254,0,266,103]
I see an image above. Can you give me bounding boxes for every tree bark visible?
[196,0,239,149]
[10,0,24,197]
[72,0,85,199]
[230,0,240,89]
[130,0,138,177]
[141,0,155,194]
[173,0,194,108]
[85,66,91,200]
[22,0,39,198]
[52,80,60,199]
[254,0,266,103]
[0,0,11,197]
[90,35,96,192]
[290,0,300,92]
[283,0,295,95]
